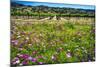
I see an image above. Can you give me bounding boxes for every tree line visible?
[11,2,95,17]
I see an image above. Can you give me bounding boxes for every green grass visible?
[11,21,95,66]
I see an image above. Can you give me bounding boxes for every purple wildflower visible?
[22,60,28,65]
[38,62,43,65]
[19,43,24,48]
[17,54,23,57]
[22,54,29,59]
[28,56,33,60]
[11,40,18,45]
[12,57,19,62]
[18,54,29,59]
[32,51,37,55]
[66,52,72,58]
[21,32,26,35]
[11,57,20,65]
[37,55,43,59]
[32,58,37,62]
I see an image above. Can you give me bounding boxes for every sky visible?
[11,0,95,5]
[11,0,95,10]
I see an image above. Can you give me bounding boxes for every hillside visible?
[11,1,95,17]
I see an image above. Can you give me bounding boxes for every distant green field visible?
[11,19,95,65]
[11,13,95,17]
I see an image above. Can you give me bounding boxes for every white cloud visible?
[18,0,95,5]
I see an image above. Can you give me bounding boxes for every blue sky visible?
[11,0,95,10]
[11,0,95,5]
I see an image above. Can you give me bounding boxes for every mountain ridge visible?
[11,1,95,10]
